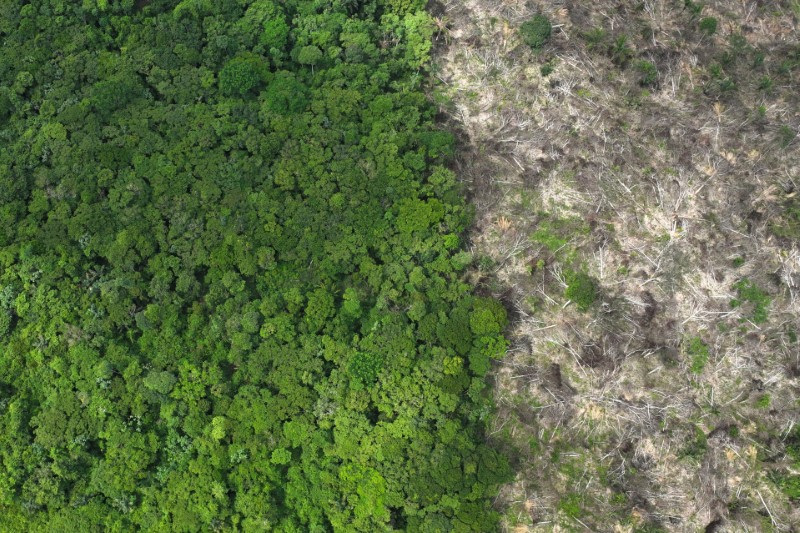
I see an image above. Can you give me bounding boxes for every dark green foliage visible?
[348,352,384,388]
[684,0,705,18]
[773,474,800,499]
[262,70,308,113]
[520,14,552,51]
[0,90,12,122]
[699,16,718,35]
[637,60,658,86]
[0,1,510,531]
[219,54,267,95]
[771,426,800,500]
[610,35,635,67]
[565,271,598,311]
[680,426,708,460]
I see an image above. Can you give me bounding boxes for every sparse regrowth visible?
[731,278,771,323]
[685,336,709,374]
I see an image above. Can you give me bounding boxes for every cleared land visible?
[433,0,800,530]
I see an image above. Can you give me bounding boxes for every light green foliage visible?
[531,214,589,260]
[520,14,552,51]
[296,45,323,67]
[270,448,291,465]
[756,394,771,409]
[0,1,510,530]
[558,493,583,518]
[143,370,177,394]
[470,297,508,336]
[396,197,444,234]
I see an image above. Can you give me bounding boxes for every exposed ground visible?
[432,0,800,530]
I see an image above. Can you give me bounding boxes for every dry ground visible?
[432,0,800,530]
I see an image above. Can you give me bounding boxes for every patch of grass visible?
[565,271,598,311]
[540,62,555,77]
[520,14,552,51]
[732,256,745,268]
[685,336,710,374]
[532,225,568,253]
[730,278,771,323]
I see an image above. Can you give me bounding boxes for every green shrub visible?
[779,125,796,148]
[699,17,717,35]
[610,35,634,67]
[565,271,598,311]
[636,60,658,86]
[680,426,708,460]
[520,14,552,51]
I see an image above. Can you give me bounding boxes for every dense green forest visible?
[0,0,510,530]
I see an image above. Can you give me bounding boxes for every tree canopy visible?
[0,0,510,531]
